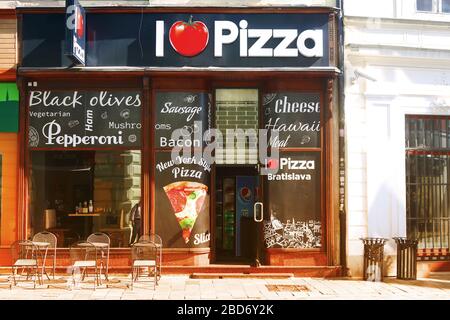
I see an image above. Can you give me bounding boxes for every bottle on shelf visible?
[83,201,88,214]
[88,200,94,213]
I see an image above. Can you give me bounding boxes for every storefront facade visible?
[14,4,342,274]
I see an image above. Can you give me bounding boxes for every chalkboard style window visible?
[27,88,143,247]
[264,152,322,249]
[264,92,321,149]
[406,115,450,259]
[28,90,142,149]
[263,91,323,249]
[154,152,211,248]
[154,91,211,149]
[29,150,142,247]
[154,91,212,248]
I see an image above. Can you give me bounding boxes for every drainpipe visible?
[336,0,348,277]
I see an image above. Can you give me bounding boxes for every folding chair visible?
[130,242,158,290]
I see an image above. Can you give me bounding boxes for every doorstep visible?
[0,265,342,278]
[190,273,294,279]
[162,265,342,278]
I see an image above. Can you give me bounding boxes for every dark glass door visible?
[215,167,259,263]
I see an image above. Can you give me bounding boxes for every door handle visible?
[254,202,264,223]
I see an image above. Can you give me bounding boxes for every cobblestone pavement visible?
[0,275,449,300]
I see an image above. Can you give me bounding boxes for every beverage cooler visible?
[215,174,258,260]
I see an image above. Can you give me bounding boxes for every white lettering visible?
[273,29,298,57]
[267,173,312,181]
[214,21,239,57]
[194,232,211,245]
[86,109,93,132]
[160,102,201,122]
[29,91,83,109]
[160,137,201,148]
[279,158,315,170]
[213,21,324,58]
[297,29,323,58]
[172,167,202,179]
[239,20,248,57]
[248,29,273,57]
[275,96,320,114]
[156,20,165,57]
[41,120,124,147]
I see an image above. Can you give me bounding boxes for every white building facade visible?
[344,0,450,277]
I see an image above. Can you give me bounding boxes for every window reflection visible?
[417,0,433,12]
[29,150,141,247]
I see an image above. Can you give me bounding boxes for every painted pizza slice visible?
[163,181,208,244]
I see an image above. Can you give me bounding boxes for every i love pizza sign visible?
[22,11,335,68]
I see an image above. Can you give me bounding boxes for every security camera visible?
[351,69,377,84]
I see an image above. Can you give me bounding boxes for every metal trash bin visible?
[393,237,418,280]
[361,238,387,282]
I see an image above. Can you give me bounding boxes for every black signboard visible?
[264,151,321,249]
[155,92,211,149]
[264,92,321,149]
[28,90,142,148]
[155,152,211,248]
[22,13,330,68]
[64,0,86,65]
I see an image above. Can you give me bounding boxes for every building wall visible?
[344,0,450,277]
[345,0,450,22]
[0,16,16,73]
[0,11,17,265]
[0,134,18,245]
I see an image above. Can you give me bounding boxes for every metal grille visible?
[405,115,450,260]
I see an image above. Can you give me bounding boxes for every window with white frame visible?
[416,0,450,13]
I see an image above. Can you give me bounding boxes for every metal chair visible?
[139,233,162,245]
[33,231,57,279]
[87,232,110,281]
[10,240,43,288]
[69,241,101,290]
[138,233,162,280]
[130,242,158,290]
[64,230,80,247]
[104,230,123,248]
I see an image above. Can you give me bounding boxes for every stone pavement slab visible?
[0,275,449,300]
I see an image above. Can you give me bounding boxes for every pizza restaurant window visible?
[154,91,211,249]
[29,150,142,247]
[27,89,143,248]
